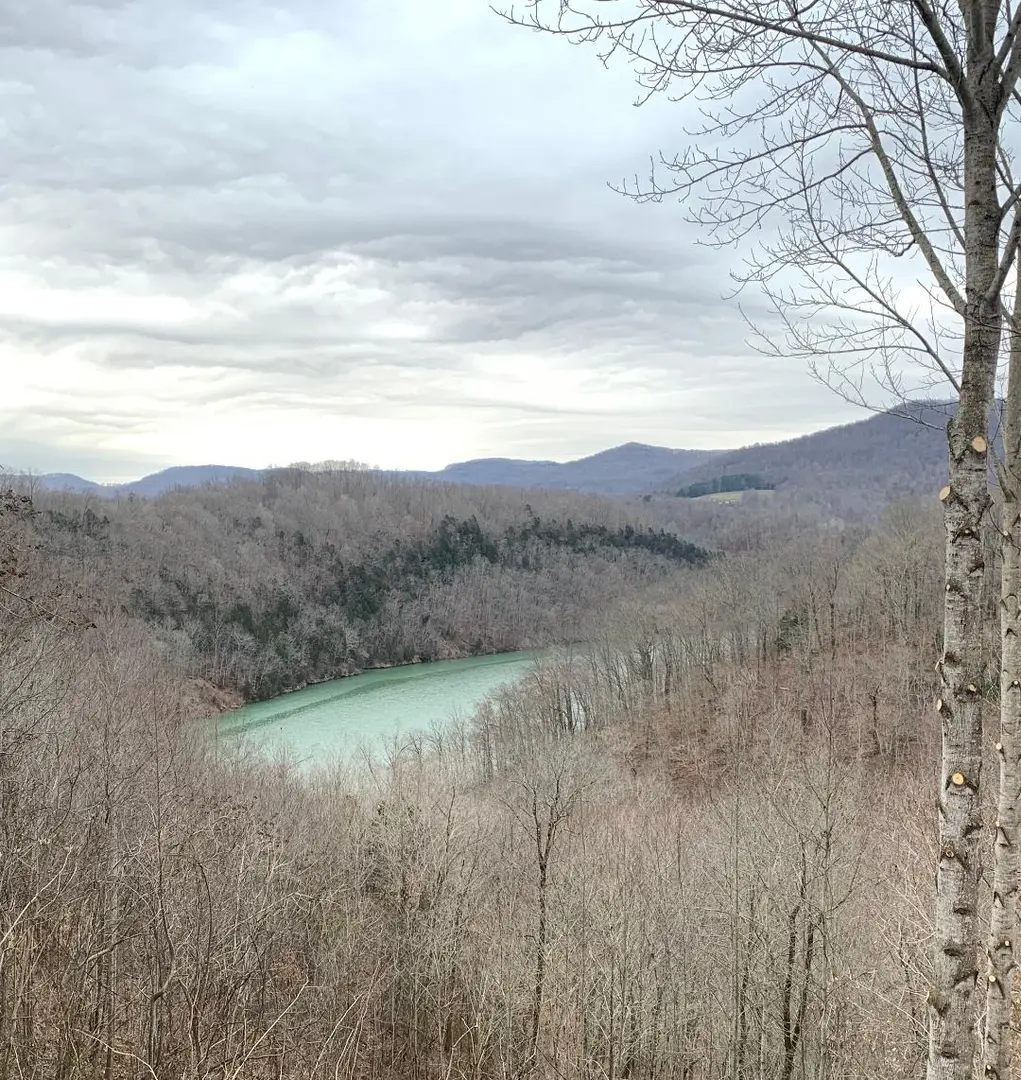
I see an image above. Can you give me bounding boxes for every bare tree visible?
[501,3,1021,1076]
[507,749,586,1070]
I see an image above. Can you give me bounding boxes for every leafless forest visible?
[0,467,954,1079]
[27,470,710,703]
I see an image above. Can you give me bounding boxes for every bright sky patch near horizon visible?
[0,0,871,483]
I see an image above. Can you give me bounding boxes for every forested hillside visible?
[29,469,708,701]
[409,442,721,493]
[666,402,951,513]
[0,470,952,1079]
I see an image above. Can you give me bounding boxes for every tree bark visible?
[981,277,1021,1080]
[930,77,1003,1080]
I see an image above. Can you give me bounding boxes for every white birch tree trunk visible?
[930,81,1003,1079]
[982,279,1021,1080]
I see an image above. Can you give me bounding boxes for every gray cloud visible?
[0,0,869,476]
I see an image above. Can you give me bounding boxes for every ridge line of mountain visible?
[3,400,958,500]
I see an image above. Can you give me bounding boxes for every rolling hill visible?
[119,465,265,497]
[26,464,265,498]
[665,401,954,512]
[410,443,721,494]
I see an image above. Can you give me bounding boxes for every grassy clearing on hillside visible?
[693,488,777,503]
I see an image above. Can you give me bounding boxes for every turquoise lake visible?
[214,650,541,766]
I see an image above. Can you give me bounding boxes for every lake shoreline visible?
[199,643,555,719]
[205,639,566,717]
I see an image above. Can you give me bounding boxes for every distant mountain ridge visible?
[13,444,721,499]
[7,404,960,505]
[406,443,722,494]
[17,464,265,499]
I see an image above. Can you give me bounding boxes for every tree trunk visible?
[530,853,548,1067]
[929,81,1003,1080]
[981,278,1021,1080]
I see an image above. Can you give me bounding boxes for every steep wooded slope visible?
[30,469,709,700]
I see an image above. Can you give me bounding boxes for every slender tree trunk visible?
[530,852,548,1067]
[930,81,1003,1080]
[982,278,1021,1080]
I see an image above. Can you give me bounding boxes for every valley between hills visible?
[0,400,952,1078]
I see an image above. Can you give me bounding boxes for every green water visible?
[214,651,541,765]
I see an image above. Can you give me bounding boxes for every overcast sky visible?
[0,0,873,481]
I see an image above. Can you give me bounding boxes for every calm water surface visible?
[215,651,541,766]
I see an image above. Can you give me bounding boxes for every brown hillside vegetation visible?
[25,470,709,701]
[0,472,965,1079]
[665,403,954,517]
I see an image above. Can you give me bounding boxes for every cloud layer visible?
[0,0,866,480]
